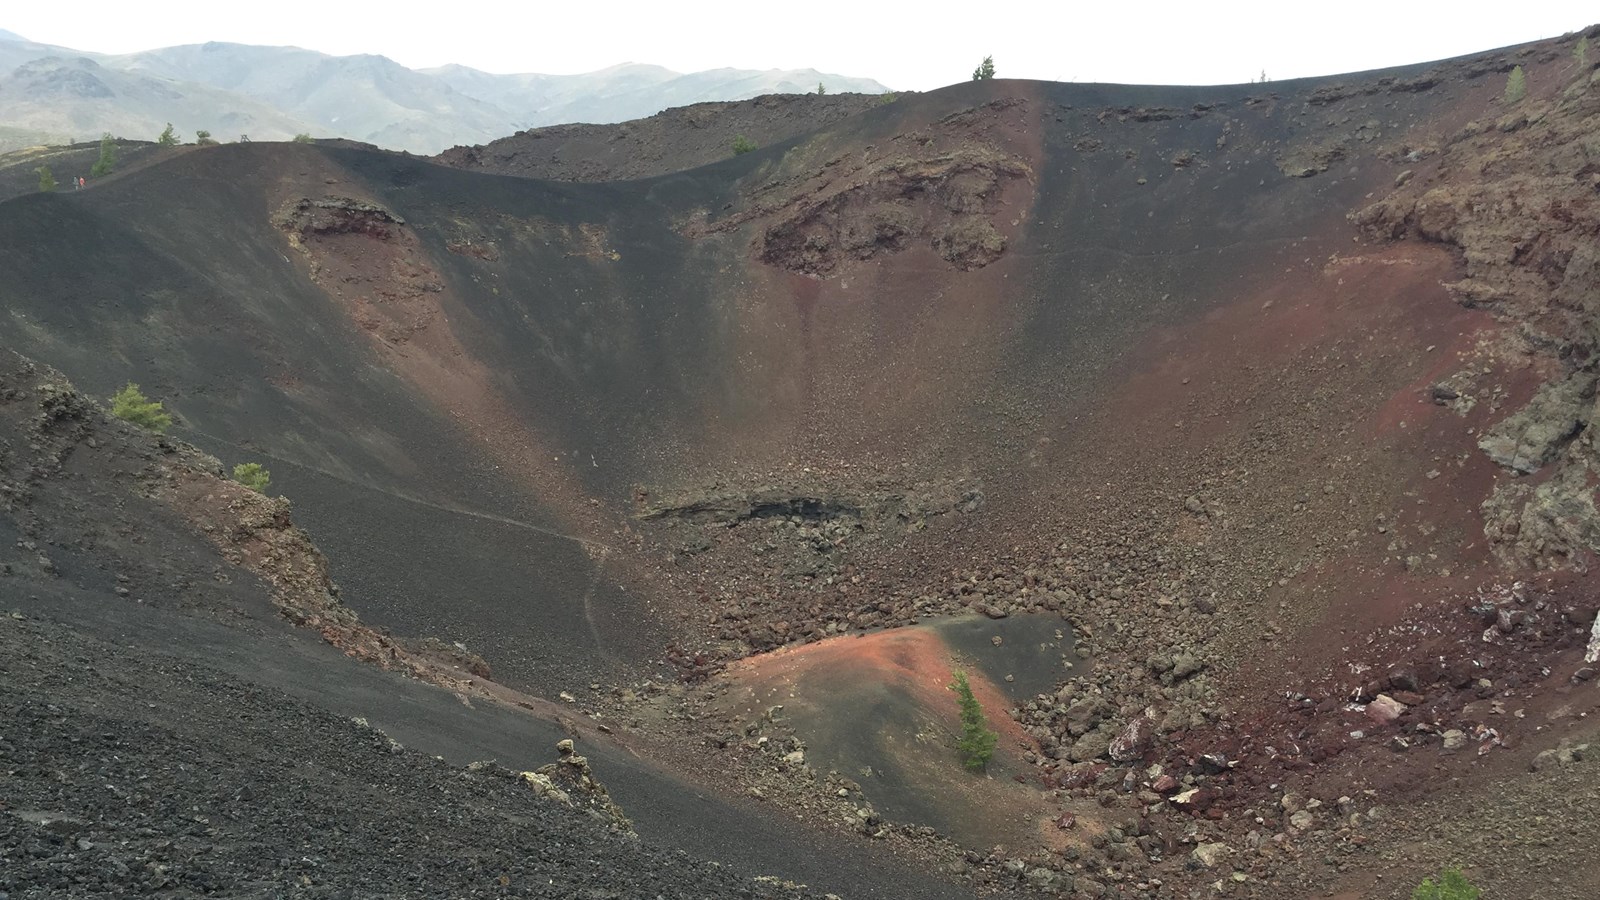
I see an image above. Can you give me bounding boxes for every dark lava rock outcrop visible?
[752,145,1030,274]
[689,97,1034,276]
[1354,35,1600,570]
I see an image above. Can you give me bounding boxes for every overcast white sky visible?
[5,1,1595,89]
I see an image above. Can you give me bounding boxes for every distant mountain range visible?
[0,30,891,154]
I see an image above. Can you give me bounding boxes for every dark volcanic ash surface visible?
[0,616,831,900]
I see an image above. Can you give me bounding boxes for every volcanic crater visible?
[3,25,1600,900]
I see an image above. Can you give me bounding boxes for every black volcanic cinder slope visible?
[0,350,974,900]
[0,154,681,694]
[0,614,917,900]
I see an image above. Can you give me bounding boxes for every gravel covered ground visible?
[0,612,834,900]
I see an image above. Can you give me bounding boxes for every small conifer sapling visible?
[232,462,271,493]
[90,133,116,177]
[1505,65,1527,104]
[950,669,998,772]
[109,383,172,433]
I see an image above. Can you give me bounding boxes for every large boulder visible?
[1478,371,1596,475]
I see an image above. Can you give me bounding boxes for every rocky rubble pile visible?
[528,739,635,834]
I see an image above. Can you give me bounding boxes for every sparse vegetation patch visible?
[1411,866,1480,900]
[110,383,172,433]
[232,462,271,493]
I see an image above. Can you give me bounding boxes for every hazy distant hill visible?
[0,33,891,154]
[421,62,679,121]
[0,34,66,75]
[434,93,894,182]
[111,43,515,154]
[0,55,317,148]
[425,61,891,129]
